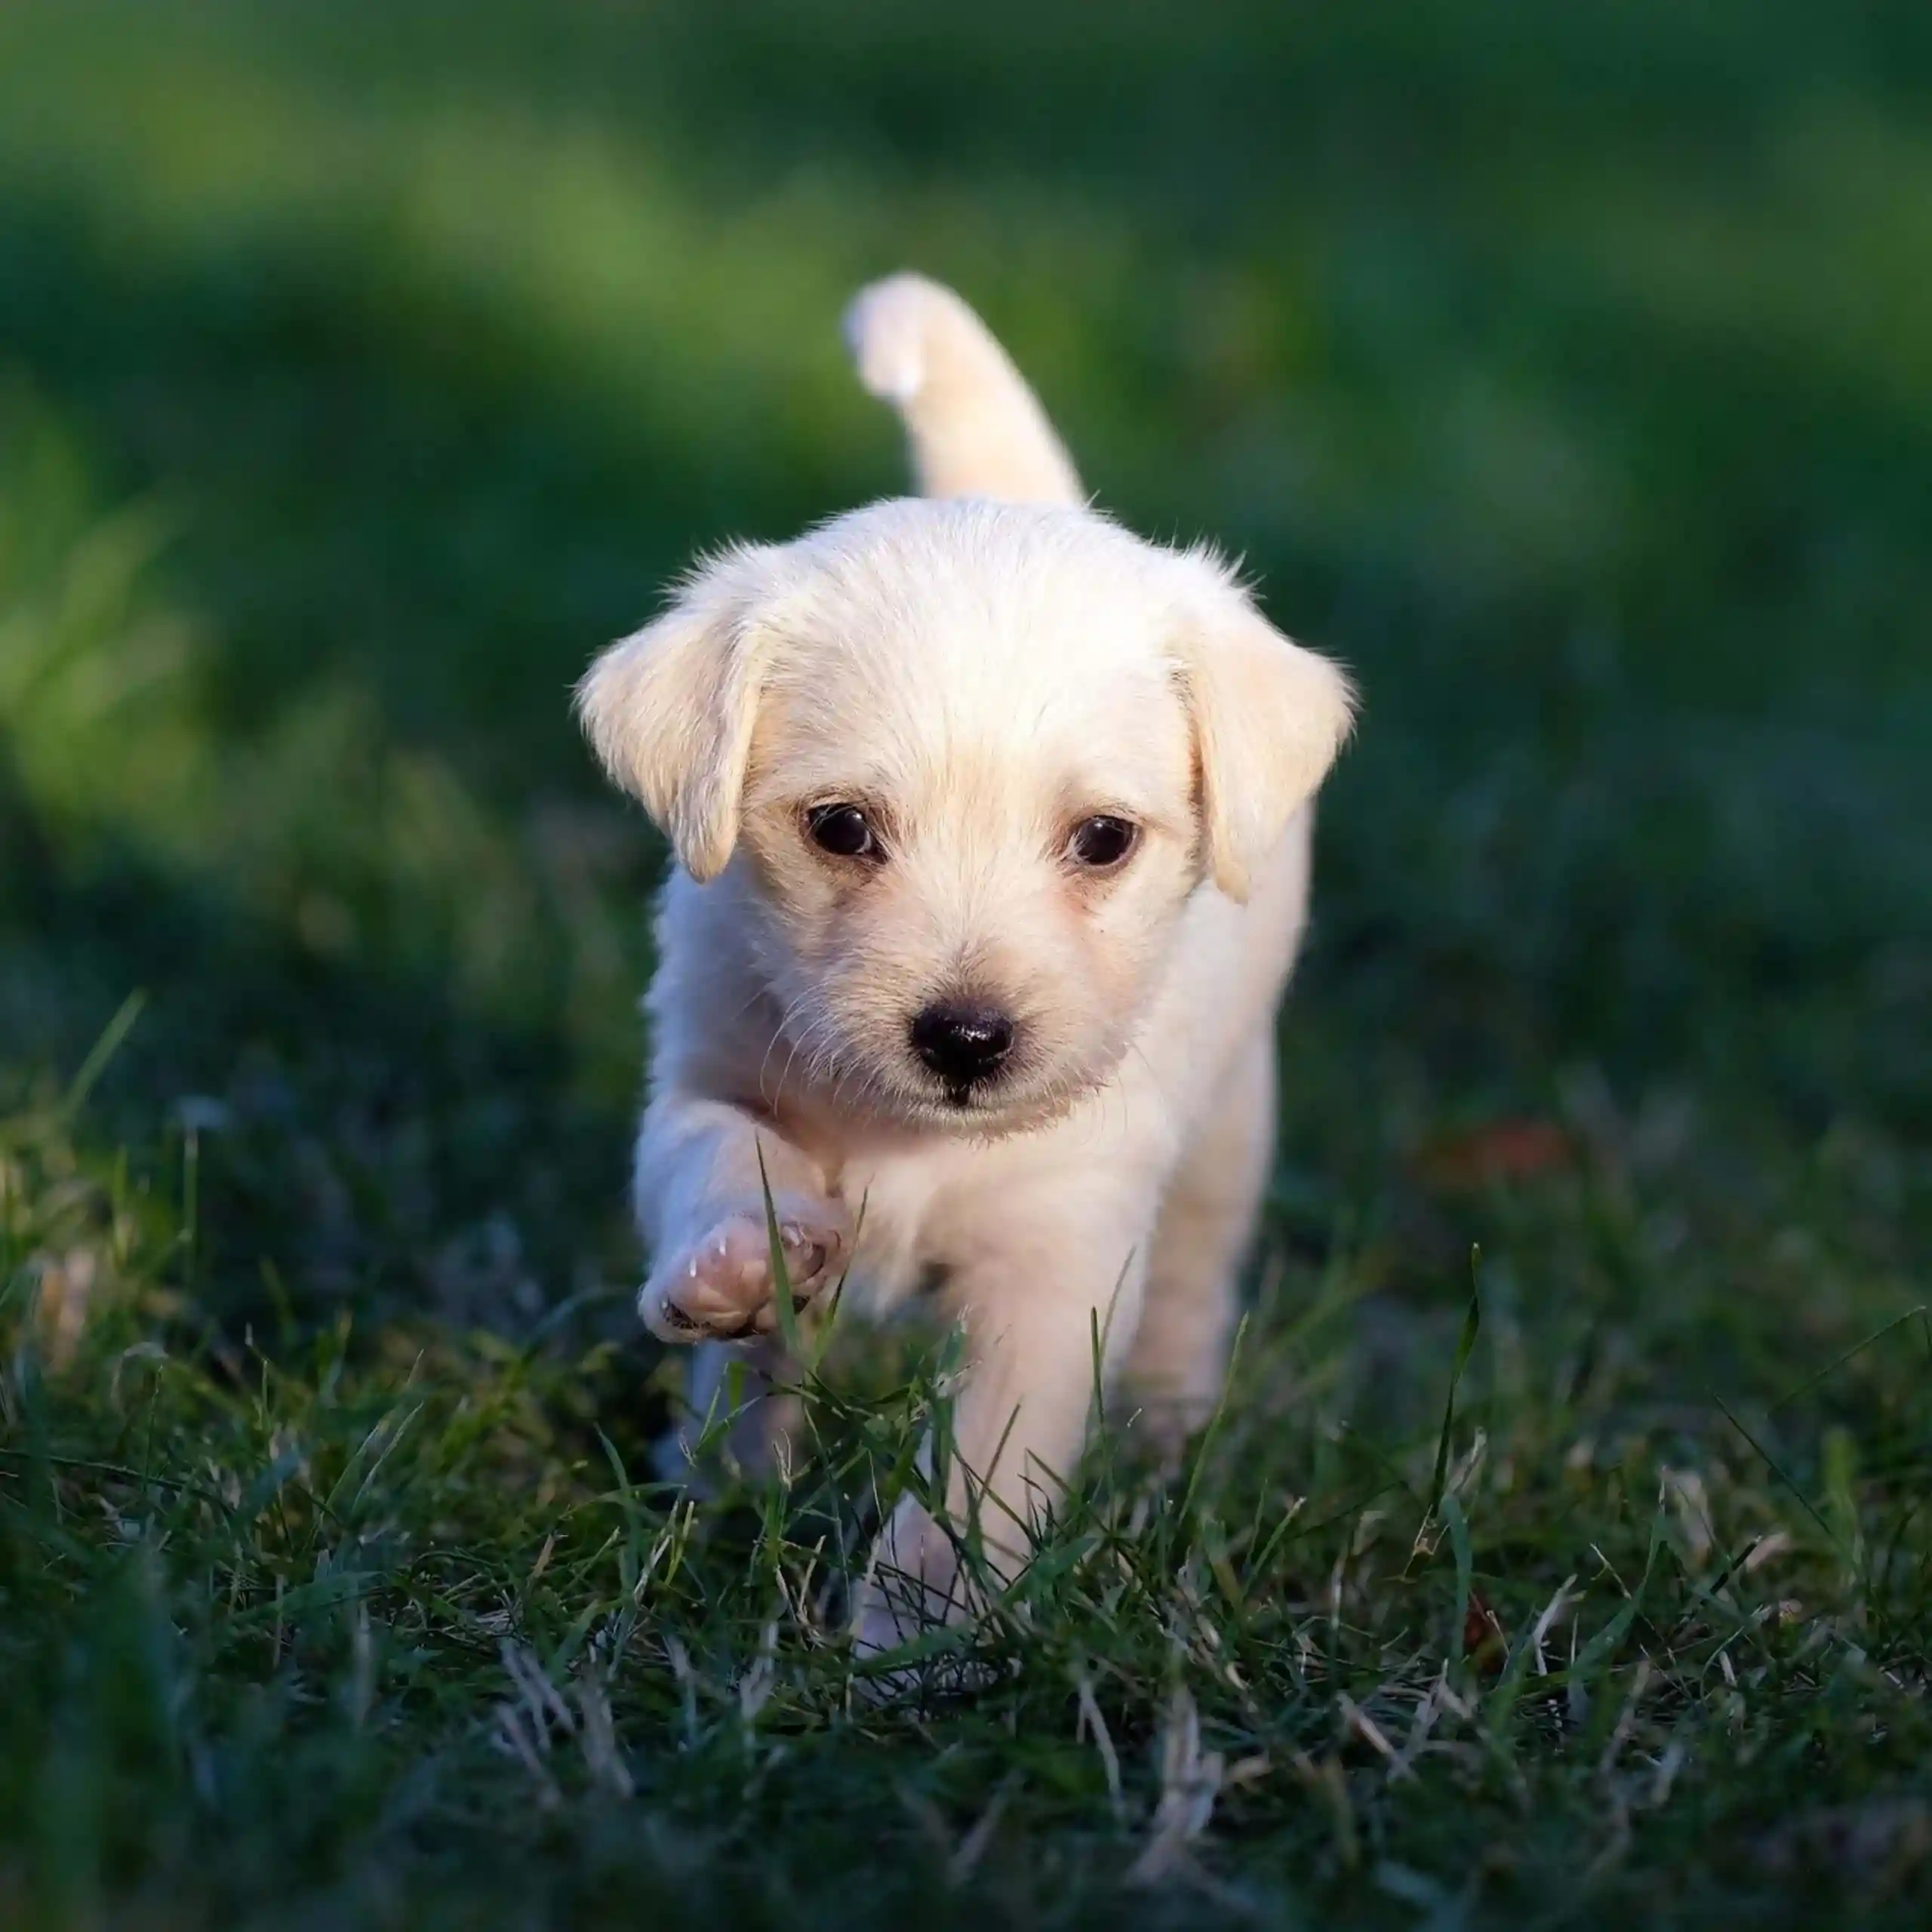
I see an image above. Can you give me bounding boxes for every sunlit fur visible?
[576,274,1355,1660]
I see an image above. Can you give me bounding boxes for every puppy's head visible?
[579,500,1352,1132]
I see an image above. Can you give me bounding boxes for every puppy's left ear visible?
[1174,574,1356,902]
[575,544,783,881]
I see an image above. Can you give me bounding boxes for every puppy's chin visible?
[896,1088,1064,1139]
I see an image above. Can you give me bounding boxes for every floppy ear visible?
[574,545,781,881]
[1175,583,1357,903]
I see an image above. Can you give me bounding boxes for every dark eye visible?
[806,802,878,860]
[1068,815,1138,869]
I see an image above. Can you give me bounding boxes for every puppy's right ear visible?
[574,545,781,881]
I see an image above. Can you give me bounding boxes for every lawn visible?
[2,2,1929,1924]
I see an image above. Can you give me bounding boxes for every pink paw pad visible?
[640,1211,846,1343]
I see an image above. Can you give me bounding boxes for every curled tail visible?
[842,272,1084,506]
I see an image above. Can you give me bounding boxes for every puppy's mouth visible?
[912,1078,1089,1139]
[909,1052,1098,1134]
[942,1078,999,1112]
[911,1066,1019,1116]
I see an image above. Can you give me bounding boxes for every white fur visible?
[843,272,1084,505]
[577,275,1355,1659]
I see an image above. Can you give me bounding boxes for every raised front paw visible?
[639,1201,849,1344]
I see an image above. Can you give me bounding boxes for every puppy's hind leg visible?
[1124,1038,1276,1462]
[843,273,1084,506]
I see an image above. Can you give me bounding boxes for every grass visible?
[2,0,1929,1923]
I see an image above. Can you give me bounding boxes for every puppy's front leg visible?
[632,1092,851,1345]
[636,1093,848,1481]
[854,1189,1152,1661]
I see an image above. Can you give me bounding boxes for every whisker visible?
[758,992,819,1106]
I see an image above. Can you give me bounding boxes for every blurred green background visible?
[3,2,1930,1923]
[5,0,1926,1324]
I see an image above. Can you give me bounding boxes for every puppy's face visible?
[733,580,1201,1130]
[580,500,1352,1134]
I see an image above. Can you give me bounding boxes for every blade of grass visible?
[58,989,147,1120]
[1712,1392,1844,1556]
[1767,1303,1928,1418]
[1427,1249,1484,1521]
[757,1140,803,1361]
[1443,1491,1475,1664]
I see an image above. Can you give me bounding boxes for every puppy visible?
[577,274,1354,1654]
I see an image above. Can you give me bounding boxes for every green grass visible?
[2,1,1929,1924]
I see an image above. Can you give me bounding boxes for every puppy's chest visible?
[826,1143,988,1319]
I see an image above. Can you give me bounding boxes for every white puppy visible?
[577,274,1355,1654]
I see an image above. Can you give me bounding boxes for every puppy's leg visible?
[853,1185,1152,1663]
[1123,1038,1275,1460]
[636,1094,840,1484]
[656,1337,804,1486]
[632,1093,850,1345]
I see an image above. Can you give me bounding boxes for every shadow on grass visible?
[0,742,638,1346]
[0,192,843,808]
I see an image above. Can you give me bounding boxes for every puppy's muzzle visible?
[909,999,1015,1102]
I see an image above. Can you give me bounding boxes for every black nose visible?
[910,1001,1015,1092]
